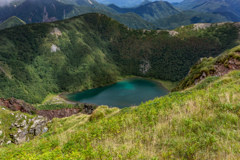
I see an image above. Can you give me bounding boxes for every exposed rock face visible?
[0,112,48,145]
[194,57,240,85]
[139,60,151,74]
[0,99,97,145]
[10,115,48,144]
[37,103,97,120]
[43,6,57,22]
[37,108,82,120]
[194,23,212,30]
[82,103,97,115]
[0,97,97,120]
[167,30,179,36]
[0,98,36,114]
[50,28,62,37]
[51,44,60,52]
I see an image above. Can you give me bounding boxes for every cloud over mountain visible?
[0,0,18,7]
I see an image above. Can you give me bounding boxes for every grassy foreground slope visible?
[1,71,240,159]
[0,13,239,103]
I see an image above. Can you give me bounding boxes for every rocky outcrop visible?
[82,103,97,115]
[37,103,97,120]
[194,57,240,85]
[51,44,60,52]
[0,98,36,114]
[0,111,48,145]
[37,108,82,120]
[50,28,62,37]
[139,60,151,74]
[0,99,97,145]
[0,97,97,120]
[10,115,48,144]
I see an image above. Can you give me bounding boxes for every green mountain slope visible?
[109,1,180,21]
[0,13,239,103]
[1,55,240,159]
[0,16,26,30]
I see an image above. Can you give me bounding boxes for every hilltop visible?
[0,16,26,30]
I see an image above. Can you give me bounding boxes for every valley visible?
[0,0,240,159]
[0,13,239,104]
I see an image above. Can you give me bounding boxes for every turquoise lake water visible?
[66,78,169,108]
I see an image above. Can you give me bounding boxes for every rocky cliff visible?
[37,103,97,120]
[0,97,98,145]
[173,45,240,91]
[0,98,36,114]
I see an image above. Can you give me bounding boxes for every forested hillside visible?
[0,13,239,103]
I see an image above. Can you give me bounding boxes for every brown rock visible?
[0,98,36,114]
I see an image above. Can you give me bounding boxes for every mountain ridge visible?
[0,16,26,30]
[0,13,239,103]
[109,1,180,21]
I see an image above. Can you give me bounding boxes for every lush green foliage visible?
[0,13,239,103]
[0,16,26,30]
[1,70,240,159]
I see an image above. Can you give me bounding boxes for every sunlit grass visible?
[1,70,240,159]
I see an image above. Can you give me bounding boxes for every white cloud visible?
[0,0,15,7]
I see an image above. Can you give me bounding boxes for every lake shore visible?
[40,76,178,106]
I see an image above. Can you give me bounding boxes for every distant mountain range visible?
[0,0,157,30]
[154,11,229,29]
[174,0,240,19]
[95,0,183,7]
[0,0,239,30]
[108,1,180,21]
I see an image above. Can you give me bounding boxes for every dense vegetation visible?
[1,68,240,159]
[0,16,26,30]
[0,13,239,103]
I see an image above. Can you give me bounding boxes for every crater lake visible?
[65,78,169,108]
